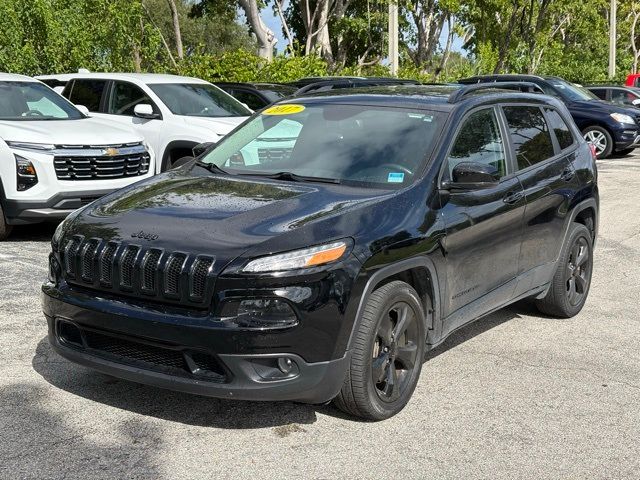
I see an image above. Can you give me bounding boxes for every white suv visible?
[37,73,251,172]
[0,74,154,240]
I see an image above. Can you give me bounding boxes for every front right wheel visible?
[334,281,426,420]
[582,126,613,159]
[536,223,593,318]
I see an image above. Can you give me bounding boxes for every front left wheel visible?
[334,281,426,420]
[0,202,13,241]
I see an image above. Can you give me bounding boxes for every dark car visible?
[214,82,297,111]
[460,74,640,158]
[43,83,599,420]
[587,85,640,110]
[293,77,420,95]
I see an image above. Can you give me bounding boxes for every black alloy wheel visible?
[372,301,420,403]
[334,281,427,420]
[566,236,591,307]
[536,223,593,318]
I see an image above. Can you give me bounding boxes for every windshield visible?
[0,81,83,120]
[149,83,251,117]
[549,80,599,101]
[200,103,445,188]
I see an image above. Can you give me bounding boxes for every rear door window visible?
[229,89,265,110]
[544,108,575,151]
[446,108,507,180]
[67,79,107,112]
[589,89,607,101]
[503,106,555,170]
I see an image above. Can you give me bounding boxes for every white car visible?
[37,73,251,172]
[0,73,155,240]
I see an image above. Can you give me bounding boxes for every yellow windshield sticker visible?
[263,104,305,115]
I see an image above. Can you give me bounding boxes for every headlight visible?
[610,113,636,125]
[15,155,38,191]
[242,240,349,273]
[6,141,55,151]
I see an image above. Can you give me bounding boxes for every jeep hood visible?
[0,117,144,145]
[65,166,388,271]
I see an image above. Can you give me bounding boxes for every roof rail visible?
[448,82,545,103]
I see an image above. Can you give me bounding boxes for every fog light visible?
[15,155,38,191]
[222,298,298,329]
[278,357,294,374]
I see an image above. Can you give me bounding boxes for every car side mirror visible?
[192,142,214,158]
[134,103,158,119]
[444,162,500,190]
[632,99,640,106]
[75,104,89,116]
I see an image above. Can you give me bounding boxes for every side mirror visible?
[632,98,640,106]
[445,162,500,190]
[134,103,158,119]
[75,104,89,116]
[192,142,214,157]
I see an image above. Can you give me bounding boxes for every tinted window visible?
[68,79,106,111]
[544,108,574,150]
[201,104,445,187]
[446,108,507,179]
[0,81,83,120]
[229,89,266,110]
[589,88,607,100]
[503,106,555,169]
[108,81,156,116]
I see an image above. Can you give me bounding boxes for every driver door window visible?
[446,108,507,180]
[610,89,638,107]
[108,82,156,116]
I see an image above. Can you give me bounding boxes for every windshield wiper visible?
[238,171,341,184]
[197,161,229,175]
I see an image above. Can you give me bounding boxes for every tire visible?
[0,202,13,241]
[171,156,194,169]
[615,147,635,157]
[582,126,613,159]
[536,223,593,318]
[333,281,426,420]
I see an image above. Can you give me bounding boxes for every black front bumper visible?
[43,285,350,404]
[613,128,640,151]
[2,190,113,225]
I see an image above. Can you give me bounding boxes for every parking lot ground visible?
[1,151,640,480]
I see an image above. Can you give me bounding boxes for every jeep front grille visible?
[60,235,215,307]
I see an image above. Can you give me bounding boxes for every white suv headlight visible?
[6,141,55,151]
[610,113,636,125]
[242,241,349,273]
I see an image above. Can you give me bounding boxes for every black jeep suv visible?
[43,83,599,420]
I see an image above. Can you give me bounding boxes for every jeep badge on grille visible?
[131,231,159,241]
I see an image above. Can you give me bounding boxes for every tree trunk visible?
[435,15,454,79]
[166,0,183,60]
[494,3,521,73]
[631,10,640,73]
[239,0,277,60]
[275,0,295,56]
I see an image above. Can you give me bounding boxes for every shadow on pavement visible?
[0,381,164,477]
[6,222,58,242]
[32,337,318,429]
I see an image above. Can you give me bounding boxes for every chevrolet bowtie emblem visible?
[104,147,120,156]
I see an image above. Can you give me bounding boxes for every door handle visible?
[560,168,575,181]
[503,190,524,205]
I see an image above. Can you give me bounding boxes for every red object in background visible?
[625,74,640,87]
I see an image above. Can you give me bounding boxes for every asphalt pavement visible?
[1,151,639,479]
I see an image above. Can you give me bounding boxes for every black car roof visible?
[459,74,566,83]
[278,84,557,112]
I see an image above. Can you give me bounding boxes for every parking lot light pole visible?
[388,2,399,76]
[609,0,617,79]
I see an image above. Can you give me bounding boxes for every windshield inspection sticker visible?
[263,104,305,115]
[388,172,405,183]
